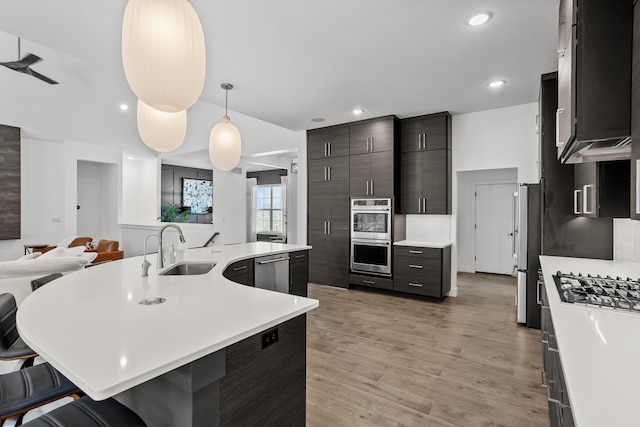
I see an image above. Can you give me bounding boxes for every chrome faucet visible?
[141,234,159,277]
[158,224,185,269]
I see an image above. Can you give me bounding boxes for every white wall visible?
[613,219,640,262]
[456,168,517,272]
[405,103,539,296]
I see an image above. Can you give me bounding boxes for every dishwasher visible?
[254,253,290,294]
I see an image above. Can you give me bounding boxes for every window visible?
[256,185,283,232]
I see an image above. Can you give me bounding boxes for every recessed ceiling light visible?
[310,117,325,123]
[466,12,491,26]
[352,109,364,115]
[120,104,129,111]
[127,156,134,160]
[489,80,506,88]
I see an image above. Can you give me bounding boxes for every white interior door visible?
[475,183,516,275]
[77,161,102,239]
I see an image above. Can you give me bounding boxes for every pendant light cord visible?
[225,88,228,116]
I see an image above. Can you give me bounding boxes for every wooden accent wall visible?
[0,125,20,240]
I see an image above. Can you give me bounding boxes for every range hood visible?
[558,135,632,164]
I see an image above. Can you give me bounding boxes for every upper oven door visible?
[351,210,391,240]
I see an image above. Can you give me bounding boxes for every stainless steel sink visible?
[159,262,216,276]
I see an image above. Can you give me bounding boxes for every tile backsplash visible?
[614,218,640,262]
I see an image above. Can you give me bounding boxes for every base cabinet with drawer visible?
[540,281,575,427]
[393,245,451,298]
[223,259,254,287]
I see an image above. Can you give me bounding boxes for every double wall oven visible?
[350,198,392,276]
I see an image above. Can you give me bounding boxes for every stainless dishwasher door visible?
[254,253,290,294]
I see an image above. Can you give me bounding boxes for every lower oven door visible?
[351,239,392,276]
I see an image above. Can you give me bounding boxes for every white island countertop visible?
[539,255,640,427]
[17,242,318,401]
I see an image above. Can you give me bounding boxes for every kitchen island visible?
[17,242,318,427]
[540,255,640,427]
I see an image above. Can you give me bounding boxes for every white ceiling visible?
[0,0,558,156]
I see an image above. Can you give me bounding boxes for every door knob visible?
[508,232,514,236]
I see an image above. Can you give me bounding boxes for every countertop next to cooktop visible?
[539,255,640,427]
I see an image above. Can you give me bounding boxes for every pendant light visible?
[137,99,187,152]
[209,83,241,171]
[122,0,206,112]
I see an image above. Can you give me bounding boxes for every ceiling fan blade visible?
[17,53,42,67]
[26,68,59,85]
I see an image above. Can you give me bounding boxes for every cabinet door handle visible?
[328,166,331,181]
[328,221,331,235]
[573,189,581,214]
[409,283,423,287]
[555,109,565,148]
[371,180,374,195]
[324,221,327,235]
[324,167,327,181]
[423,198,426,213]
[370,136,374,151]
[537,280,543,305]
[418,134,422,150]
[583,184,593,214]
[294,254,306,259]
[409,264,423,269]
[233,265,248,271]
[418,197,422,213]
[324,142,328,156]
[363,280,376,285]
[366,137,369,152]
[409,250,423,254]
[366,180,369,195]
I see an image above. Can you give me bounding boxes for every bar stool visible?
[21,396,147,427]
[0,362,79,425]
[30,273,63,292]
[0,293,37,367]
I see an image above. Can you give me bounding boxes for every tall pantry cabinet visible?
[307,125,351,288]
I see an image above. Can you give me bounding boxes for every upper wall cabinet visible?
[308,126,350,160]
[400,112,451,153]
[573,160,630,219]
[349,117,395,155]
[556,0,633,164]
[398,112,452,214]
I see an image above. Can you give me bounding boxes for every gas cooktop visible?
[553,271,640,313]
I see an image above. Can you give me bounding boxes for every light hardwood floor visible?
[306,272,548,427]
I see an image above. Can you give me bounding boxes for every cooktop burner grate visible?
[553,271,640,313]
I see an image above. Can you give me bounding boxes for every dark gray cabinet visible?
[400,149,451,214]
[393,245,451,298]
[289,250,309,297]
[556,0,633,163]
[222,259,254,287]
[349,117,397,198]
[307,154,350,288]
[631,6,640,220]
[308,126,350,160]
[399,113,451,214]
[349,117,395,155]
[573,161,630,218]
[540,284,575,427]
[349,151,394,198]
[400,112,451,153]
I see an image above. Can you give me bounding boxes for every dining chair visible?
[0,293,37,367]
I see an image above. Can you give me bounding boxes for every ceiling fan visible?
[0,37,58,84]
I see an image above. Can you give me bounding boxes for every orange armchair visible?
[89,240,124,264]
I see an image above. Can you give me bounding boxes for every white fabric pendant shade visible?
[209,116,241,171]
[137,99,187,152]
[122,0,206,112]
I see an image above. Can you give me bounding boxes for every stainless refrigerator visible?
[514,183,541,329]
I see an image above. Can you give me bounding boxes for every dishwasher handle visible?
[257,256,291,265]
